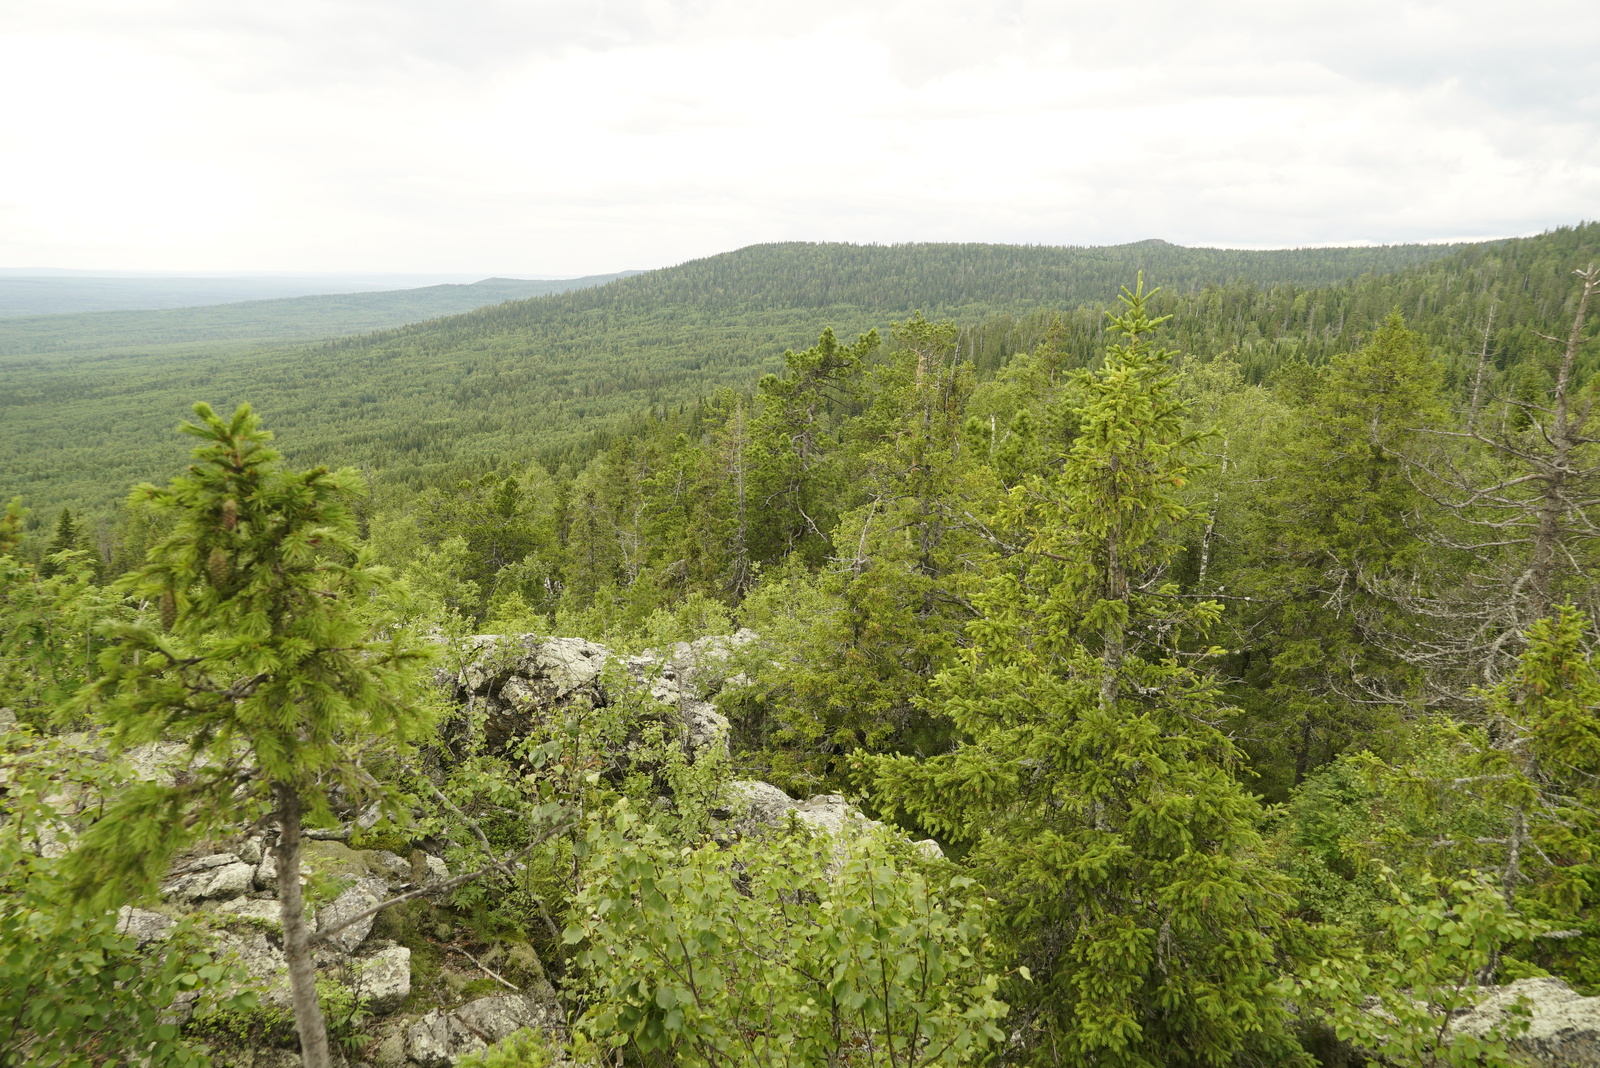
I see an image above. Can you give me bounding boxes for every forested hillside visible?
[0,235,1484,518]
[7,223,1600,1067]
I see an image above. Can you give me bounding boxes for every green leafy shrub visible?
[567,803,1008,1067]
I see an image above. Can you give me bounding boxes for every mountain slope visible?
[2,235,1572,517]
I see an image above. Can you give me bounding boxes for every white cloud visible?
[0,0,1595,273]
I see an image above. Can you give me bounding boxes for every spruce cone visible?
[159,590,177,631]
[208,547,230,588]
[221,499,238,531]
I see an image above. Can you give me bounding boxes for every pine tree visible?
[63,403,436,1068]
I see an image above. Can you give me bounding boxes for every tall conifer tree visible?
[875,280,1309,1067]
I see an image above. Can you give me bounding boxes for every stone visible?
[353,944,411,1014]
[258,838,406,892]
[122,741,192,786]
[250,1053,305,1068]
[0,707,16,730]
[255,847,288,890]
[210,929,292,1006]
[794,794,882,839]
[237,836,263,864]
[450,631,758,761]
[316,876,389,954]
[363,849,412,888]
[162,856,255,903]
[213,896,288,931]
[407,994,564,1067]
[205,861,257,898]
[164,989,200,1028]
[411,849,450,886]
[727,787,943,875]
[626,629,758,703]
[116,906,176,947]
[226,1051,346,1068]
[371,1029,409,1068]
[727,780,798,834]
[1450,976,1600,1066]
[682,699,730,756]
[356,802,383,830]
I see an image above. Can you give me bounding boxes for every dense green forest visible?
[5,224,1600,1067]
[0,236,1476,520]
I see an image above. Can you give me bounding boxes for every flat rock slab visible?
[212,897,289,932]
[1452,977,1600,1067]
[163,856,255,903]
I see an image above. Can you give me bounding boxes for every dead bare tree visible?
[1386,266,1600,697]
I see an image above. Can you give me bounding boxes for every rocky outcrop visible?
[450,635,610,752]
[726,781,944,867]
[117,906,177,947]
[448,630,758,759]
[404,994,564,1067]
[316,876,390,954]
[163,853,256,903]
[1451,977,1600,1066]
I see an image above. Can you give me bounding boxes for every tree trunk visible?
[275,782,333,1068]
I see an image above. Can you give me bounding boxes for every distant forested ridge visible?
[0,234,1513,517]
[0,272,642,356]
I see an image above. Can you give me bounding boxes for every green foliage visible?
[0,549,125,728]
[62,402,439,904]
[873,286,1311,1066]
[0,730,254,1068]
[567,803,1008,1068]
[315,976,374,1057]
[0,274,637,354]
[455,1029,556,1068]
[2,235,1491,520]
[1298,873,1540,1068]
[1217,314,1442,794]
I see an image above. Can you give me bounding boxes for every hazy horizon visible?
[0,229,1547,281]
[4,1,1593,277]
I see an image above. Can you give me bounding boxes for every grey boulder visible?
[353,944,411,1014]
[406,993,564,1066]
[1451,977,1600,1066]
[116,906,176,947]
[316,876,389,954]
[162,854,255,903]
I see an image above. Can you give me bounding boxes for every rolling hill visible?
[10,232,1595,520]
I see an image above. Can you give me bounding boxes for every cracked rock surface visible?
[1451,977,1600,1066]
[406,994,565,1067]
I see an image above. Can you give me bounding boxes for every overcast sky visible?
[2,0,1596,276]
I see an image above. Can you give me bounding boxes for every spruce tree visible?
[39,507,79,578]
[875,280,1310,1066]
[63,403,436,1068]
